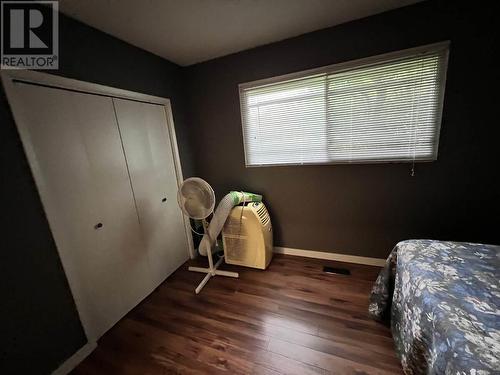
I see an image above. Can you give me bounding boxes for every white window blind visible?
[239,42,449,166]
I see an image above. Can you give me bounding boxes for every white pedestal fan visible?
[177,177,239,294]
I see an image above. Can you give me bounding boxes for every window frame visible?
[238,41,450,167]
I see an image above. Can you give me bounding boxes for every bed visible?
[369,240,500,374]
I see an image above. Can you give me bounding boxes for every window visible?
[239,42,449,166]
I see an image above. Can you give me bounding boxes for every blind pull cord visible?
[410,57,426,177]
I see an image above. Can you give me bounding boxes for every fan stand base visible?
[188,254,239,294]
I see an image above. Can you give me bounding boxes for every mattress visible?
[369,240,500,374]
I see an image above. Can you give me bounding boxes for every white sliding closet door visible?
[11,83,151,340]
[113,99,189,287]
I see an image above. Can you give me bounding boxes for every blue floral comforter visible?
[369,240,500,374]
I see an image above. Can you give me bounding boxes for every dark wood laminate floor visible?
[73,254,402,375]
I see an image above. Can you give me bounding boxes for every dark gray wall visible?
[0,11,192,375]
[184,1,499,259]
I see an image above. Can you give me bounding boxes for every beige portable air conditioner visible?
[222,202,273,269]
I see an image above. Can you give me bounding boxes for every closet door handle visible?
[162,197,167,203]
[94,222,103,229]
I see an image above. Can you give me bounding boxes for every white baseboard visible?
[52,341,97,375]
[274,246,386,267]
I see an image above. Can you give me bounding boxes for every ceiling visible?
[60,0,423,66]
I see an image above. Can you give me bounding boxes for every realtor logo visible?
[1,1,59,69]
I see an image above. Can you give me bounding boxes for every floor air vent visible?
[323,266,351,275]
